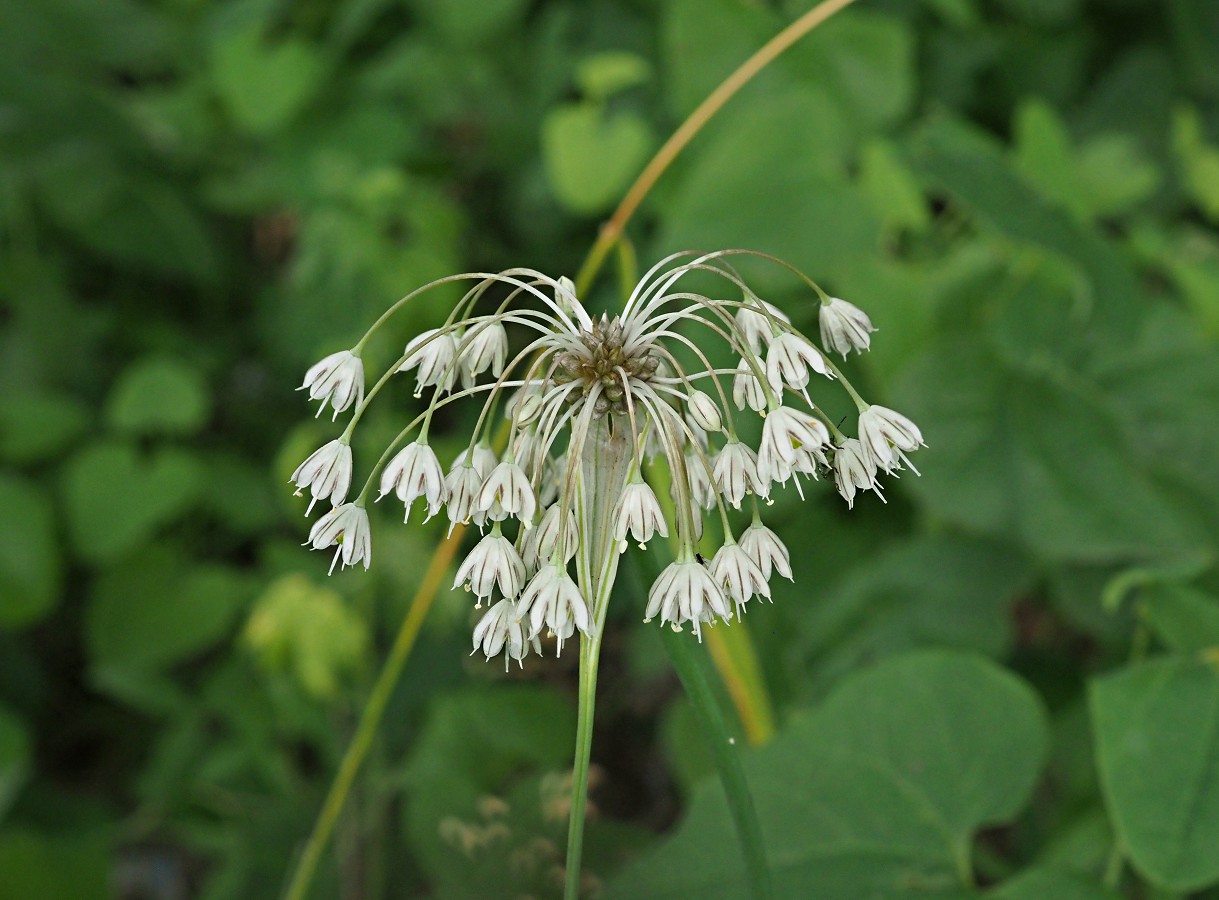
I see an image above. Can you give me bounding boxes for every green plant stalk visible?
[564,416,633,898]
[660,626,773,898]
[630,541,773,899]
[564,631,604,900]
[282,528,463,900]
[575,0,859,295]
[704,623,776,746]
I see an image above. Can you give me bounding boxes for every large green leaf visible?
[542,103,653,215]
[61,441,203,563]
[105,356,210,437]
[1091,656,1219,891]
[86,545,252,676]
[1087,306,1219,537]
[908,117,1143,341]
[609,651,1048,899]
[989,867,1119,899]
[1139,584,1219,654]
[0,392,88,464]
[894,339,1199,563]
[657,86,874,294]
[783,9,915,132]
[662,0,772,118]
[211,26,325,136]
[793,534,1034,693]
[0,828,109,900]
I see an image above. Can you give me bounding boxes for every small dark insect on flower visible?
[695,552,707,566]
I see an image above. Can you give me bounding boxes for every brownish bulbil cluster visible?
[553,314,661,417]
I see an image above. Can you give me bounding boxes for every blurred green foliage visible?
[2,0,1219,898]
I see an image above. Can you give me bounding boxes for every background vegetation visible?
[3,0,1219,897]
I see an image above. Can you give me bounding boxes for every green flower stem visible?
[574,0,859,296]
[704,624,776,746]
[564,630,604,900]
[635,550,773,900]
[282,526,464,900]
[661,622,772,898]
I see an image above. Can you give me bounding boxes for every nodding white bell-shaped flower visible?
[505,381,544,424]
[687,390,723,433]
[477,459,537,525]
[291,438,352,514]
[735,294,790,355]
[472,599,534,669]
[684,411,709,451]
[460,320,509,381]
[757,406,831,486]
[712,440,766,509]
[518,563,589,655]
[819,296,876,357]
[537,454,563,508]
[399,328,459,395]
[300,350,364,420]
[732,360,768,412]
[456,444,498,480]
[306,502,372,574]
[292,256,916,668]
[710,542,770,615]
[521,504,578,571]
[644,559,732,641]
[765,332,831,394]
[833,438,884,508]
[686,497,706,542]
[613,481,668,549]
[379,441,447,522]
[857,405,925,474]
[685,450,717,510]
[444,464,487,532]
[453,526,527,601]
[739,521,792,582]
[512,427,548,473]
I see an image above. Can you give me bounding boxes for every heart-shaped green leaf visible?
[0,392,88,464]
[608,650,1048,898]
[106,356,210,437]
[62,442,203,562]
[542,103,652,214]
[212,26,325,135]
[1091,656,1219,891]
[86,544,253,676]
[990,867,1121,900]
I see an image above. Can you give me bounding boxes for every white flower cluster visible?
[291,252,923,666]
